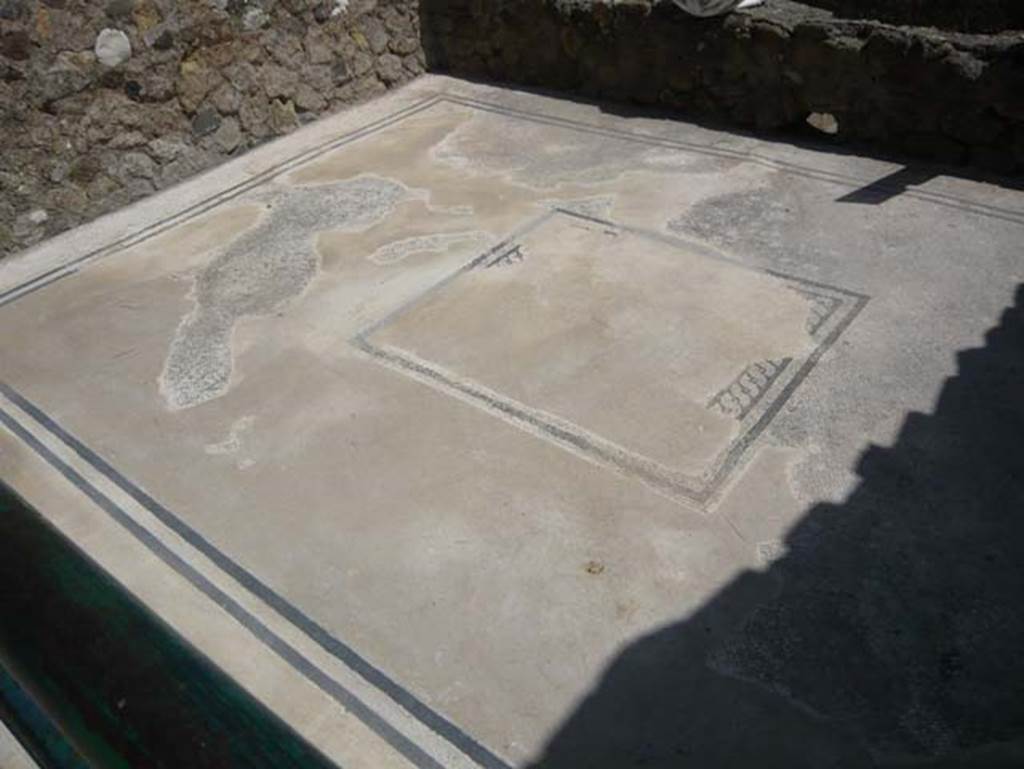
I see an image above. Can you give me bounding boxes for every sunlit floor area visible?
[1,75,1022,769]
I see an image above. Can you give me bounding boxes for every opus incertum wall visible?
[0,0,425,258]
[4,0,1023,259]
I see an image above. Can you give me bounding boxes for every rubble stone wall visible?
[0,0,423,256]
[3,0,1023,257]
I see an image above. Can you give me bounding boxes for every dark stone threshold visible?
[421,0,1024,173]
[0,483,338,769]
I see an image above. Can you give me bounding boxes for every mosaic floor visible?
[1,76,1022,768]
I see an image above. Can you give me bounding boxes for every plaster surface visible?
[1,76,1022,769]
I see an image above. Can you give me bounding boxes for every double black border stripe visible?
[0,392,460,769]
[0,383,512,769]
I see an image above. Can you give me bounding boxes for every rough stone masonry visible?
[2,0,1023,258]
[0,0,423,256]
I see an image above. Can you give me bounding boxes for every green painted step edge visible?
[0,481,341,769]
[1,663,90,769]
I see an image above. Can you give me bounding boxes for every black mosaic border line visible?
[0,391,464,769]
[356,208,869,508]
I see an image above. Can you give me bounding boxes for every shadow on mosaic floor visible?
[528,287,1024,768]
[594,100,1024,203]
[416,68,1024,204]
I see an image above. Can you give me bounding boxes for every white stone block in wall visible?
[95,29,132,67]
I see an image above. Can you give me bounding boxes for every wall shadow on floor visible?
[528,286,1024,768]
[413,62,1024,202]
[835,167,947,205]
[588,93,1024,200]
